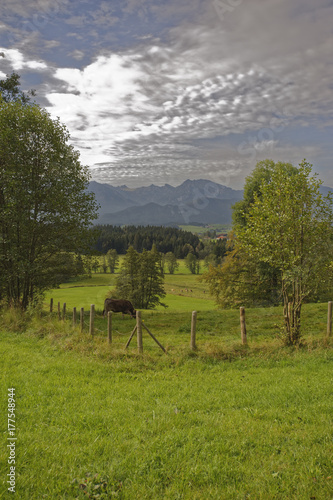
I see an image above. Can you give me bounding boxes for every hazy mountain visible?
[88,181,140,215]
[89,179,243,226]
[119,179,241,205]
[89,179,333,226]
[97,198,236,226]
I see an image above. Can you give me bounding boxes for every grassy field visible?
[1,271,333,498]
[44,268,214,313]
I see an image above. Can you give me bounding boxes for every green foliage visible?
[204,161,295,308]
[232,159,297,229]
[238,159,333,344]
[0,72,36,104]
[164,251,179,274]
[202,236,281,308]
[106,248,119,273]
[94,225,200,257]
[0,98,98,308]
[185,252,200,274]
[205,159,333,320]
[115,245,166,309]
[202,238,227,266]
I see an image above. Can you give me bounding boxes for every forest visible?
[94,224,203,257]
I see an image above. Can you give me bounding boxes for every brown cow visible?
[103,298,136,318]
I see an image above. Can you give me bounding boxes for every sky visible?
[0,0,332,189]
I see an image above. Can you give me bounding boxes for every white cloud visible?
[0,48,47,70]
[1,0,333,188]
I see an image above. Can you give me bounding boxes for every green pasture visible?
[44,270,213,313]
[42,272,331,351]
[44,286,214,314]
[2,270,333,498]
[1,322,333,499]
[38,300,330,354]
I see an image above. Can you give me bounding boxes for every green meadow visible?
[1,270,333,499]
[44,266,214,313]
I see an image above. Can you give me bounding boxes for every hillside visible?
[89,179,243,226]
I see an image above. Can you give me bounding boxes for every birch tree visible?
[238,160,333,344]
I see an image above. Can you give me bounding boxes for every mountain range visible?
[88,179,244,226]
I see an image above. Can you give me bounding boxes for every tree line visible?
[94,225,201,257]
[94,224,227,263]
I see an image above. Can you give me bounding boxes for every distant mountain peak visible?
[89,178,244,226]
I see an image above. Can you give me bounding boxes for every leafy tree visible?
[232,159,297,228]
[101,256,108,273]
[185,252,200,274]
[202,234,280,308]
[106,249,119,273]
[0,98,98,308]
[204,160,295,308]
[202,238,228,266]
[0,72,36,104]
[115,246,140,301]
[204,253,217,269]
[238,160,333,344]
[164,251,179,274]
[136,245,166,309]
[115,245,166,309]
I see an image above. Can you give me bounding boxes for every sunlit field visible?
[1,267,332,499]
[44,264,214,313]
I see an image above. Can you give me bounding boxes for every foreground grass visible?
[1,304,333,499]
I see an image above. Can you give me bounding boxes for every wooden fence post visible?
[50,298,53,313]
[90,304,95,336]
[327,301,332,337]
[62,303,66,321]
[240,307,247,345]
[73,307,76,327]
[137,310,143,354]
[191,311,197,350]
[107,311,112,344]
[142,322,166,353]
[80,307,84,332]
[125,324,137,349]
[58,302,61,321]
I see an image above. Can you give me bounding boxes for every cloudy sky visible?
[0,0,332,189]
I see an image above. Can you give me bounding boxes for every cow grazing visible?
[103,298,136,318]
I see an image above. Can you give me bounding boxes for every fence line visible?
[47,299,333,349]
